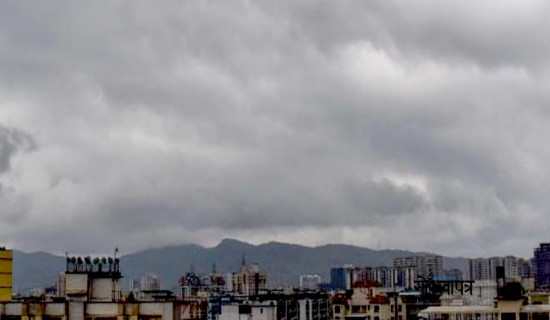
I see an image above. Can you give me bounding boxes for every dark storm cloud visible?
[0,125,34,174]
[0,0,549,256]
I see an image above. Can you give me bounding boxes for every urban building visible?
[469,256,524,282]
[392,267,418,289]
[218,292,328,320]
[329,266,417,290]
[0,248,12,301]
[179,271,226,298]
[0,254,211,320]
[418,283,550,320]
[300,275,321,291]
[394,255,443,279]
[141,272,162,291]
[352,267,373,284]
[439,279,498,306]
[535,243,550,290]
[330,266,355,290]
[518,259,534,279]
[443,269,463,281]
[469,258,492,280]
[330,281,410,320]
[232,263,267,296]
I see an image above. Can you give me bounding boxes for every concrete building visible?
[0,255,203,320]
[219,293,328,320]
[394,255,443,279]
[469,257,523,282]
[535,243,550,290]
[0,248,12,301]
[330,265,416,291]
[141,273,162,291]
[392,267,418,290]
[300,275,321,291]
[518,259,534,279]
[331,266,355,291]
[439,280,498,306]
[179,271,226,298]
[232,263,267,296]
[370,267,394,289]
[330,282,409,320]
[469,258,492,281]
[418,288,550,320]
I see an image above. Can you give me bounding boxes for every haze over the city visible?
[0,1,548,257]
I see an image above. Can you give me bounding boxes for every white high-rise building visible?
[140,273,161,291]
[393,254,443,279]
[469,256,521,281]
[300,275,321,290]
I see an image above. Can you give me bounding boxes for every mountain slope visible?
[11,239,468,294]
[119,239,468,291]
[12,251,65,294]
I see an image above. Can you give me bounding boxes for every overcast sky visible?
[1,0,549,257]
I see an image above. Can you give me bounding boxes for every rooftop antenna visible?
[114,247,118,259]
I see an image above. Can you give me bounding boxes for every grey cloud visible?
[0,125,34,174]
[0,0,549,256]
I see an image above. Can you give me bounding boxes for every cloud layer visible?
[1,0,549,257]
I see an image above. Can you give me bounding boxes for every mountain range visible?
[11,239,468,294]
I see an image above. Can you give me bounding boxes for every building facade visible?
[0,248,12,301]
[300,275,322,291]
[535,243,550,290]
[393,255,443,279]
[232,263,267,296]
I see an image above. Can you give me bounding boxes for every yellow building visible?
[0,248,12,301]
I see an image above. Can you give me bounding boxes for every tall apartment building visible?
[392,266,418,289]
[469,258,492,280]
[469,256,522,282]
[370,266,394,288]
[232,263,266,296]
[140,272,162,291]
[330,265,355,290]
[518,258,535,278]
[352,267,373,284]
[504,256,519,280]
[300,275,322,290]
[393,254,443,279]
[444,269,463,280]
[535,243,550,290]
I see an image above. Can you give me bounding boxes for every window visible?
[374,306,379,313]
[398,305,402,312]
[391,306,394,312]
[335,306,341,314]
